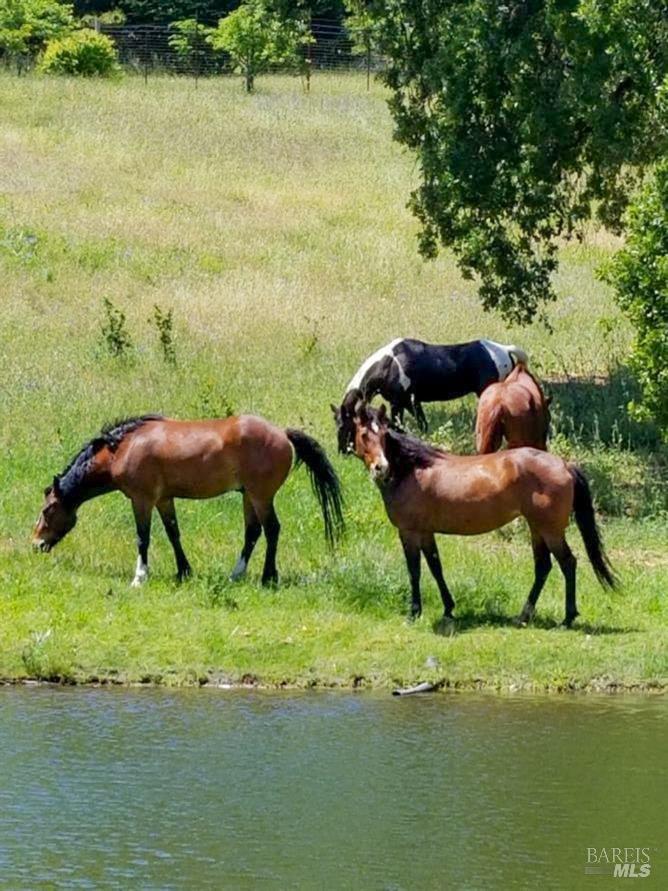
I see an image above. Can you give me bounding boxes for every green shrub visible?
[99,297,133,359]
[0,0,73,72]
[38,28,119,76]
[601,162,668,438]
[151,303,177,366]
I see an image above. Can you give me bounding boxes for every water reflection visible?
[0,689,665,889]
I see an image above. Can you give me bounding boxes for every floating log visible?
[392,681,439,696]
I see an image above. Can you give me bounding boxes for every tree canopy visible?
[72,1,345,25]
[208,0,312,91]
[0,0,74,68]
[369,0,668,324]
[601,162,668,436]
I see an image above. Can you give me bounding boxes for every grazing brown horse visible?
[475,363,551,453]
[352,403,615,628]
[33,414,343,587]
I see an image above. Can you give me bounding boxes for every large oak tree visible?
[370,0,668,324]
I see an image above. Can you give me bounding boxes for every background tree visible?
[343,0,379,89]
[0,0,74,72]
[168,17,212,71]
[367,0,668,324]
[208,0,312,92]
[601,162,668,436]
[72,2,346,25]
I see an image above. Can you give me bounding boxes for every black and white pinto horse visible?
[331,338,528,452]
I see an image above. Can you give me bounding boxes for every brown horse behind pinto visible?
[475,363,551,453]
[33,414,343,587]
[352,403,615,629]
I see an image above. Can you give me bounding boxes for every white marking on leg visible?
[230,556,247,581]
[131,555,149,588]
[346,338,404,393]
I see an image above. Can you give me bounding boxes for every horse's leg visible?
[261,505,280,587]
[230,492,262,580]
[390,402,402,427]
[515,533,552,625]
[414,398,428,433]
[157,497,191,582]
[131,499,153,587]
[421,534,455,620]
[250,497,280,587]
[400,531,422,619]
[549,537,578,627]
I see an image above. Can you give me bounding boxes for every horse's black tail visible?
[570,465,617,589]
[286,429,344,547]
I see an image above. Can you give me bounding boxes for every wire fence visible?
[99,19,384,83]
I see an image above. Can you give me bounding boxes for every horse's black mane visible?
[55,414,163,503]
[376,428,447,484]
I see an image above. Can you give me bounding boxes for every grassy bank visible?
[1,73,666,691]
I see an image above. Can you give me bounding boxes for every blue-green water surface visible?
[0,689,665,889]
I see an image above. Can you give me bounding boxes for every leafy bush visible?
[99,297,133,358]
[151,303,177,366]
[601,162,668,437]
[0,0,73,72]
[39,28,119,76]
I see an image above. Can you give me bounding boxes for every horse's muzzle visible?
[33,538,52,553]
[370,460,390,482]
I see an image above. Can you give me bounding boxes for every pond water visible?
[0,688,665,889]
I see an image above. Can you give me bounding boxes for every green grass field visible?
[1,72,666,690]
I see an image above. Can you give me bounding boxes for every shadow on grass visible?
[399,366,661,453]
[432,610,637,636]
[545,366,662,451]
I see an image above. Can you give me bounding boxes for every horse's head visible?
[331,390,361,454]
[352,402,391,482]
[33,477,77,552]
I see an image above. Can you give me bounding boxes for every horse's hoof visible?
[436,616,456,637]
[177,568,192,583]
[513,604,535,627]
[229,557,247,581]
[262,574,279,588]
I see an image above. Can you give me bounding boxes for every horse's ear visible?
[353,399,366,420]
[52,476,62,497]
[330,403,338,415]
[377,403,388,423]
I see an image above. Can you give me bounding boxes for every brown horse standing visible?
[33,414,343,586]
[475,363,551,453]
[352,403,615,628]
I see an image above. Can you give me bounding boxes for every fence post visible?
[306,14,312,93]
[194,13,200,88]
[143,27,149,84]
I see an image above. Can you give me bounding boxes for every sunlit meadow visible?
[0,73,666,689]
